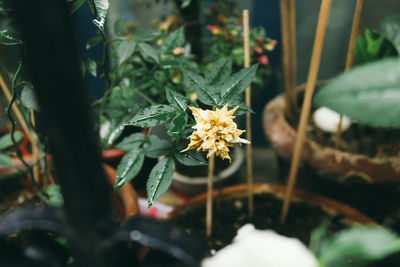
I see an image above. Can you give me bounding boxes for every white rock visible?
[202,224,318,267]
[313,107,351,133]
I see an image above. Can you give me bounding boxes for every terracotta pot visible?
[172,147,244,196]
[263,86,400,183]
[103,164,139,221]
[169,183,377,226]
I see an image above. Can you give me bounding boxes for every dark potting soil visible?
[171,194,347,251]
[287,107,400,158]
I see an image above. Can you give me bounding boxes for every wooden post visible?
[280,0,332,224]
[289,0,297,110]
[335,0,364,148]
[243,9,254,218]
[206,154,215,238]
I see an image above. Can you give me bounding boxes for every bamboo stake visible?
[0,73,30,136]
[280,0,293,116]
[281,0,332,224]
[30,110,41,185]
[335,0,364,148]
[288,0,297,110]
[206,154,215,238]
[243,9,254,218]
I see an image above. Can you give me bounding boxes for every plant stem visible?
[5,63,44,196]
[206,154,215,238]
[281,0,332,224]
[243,9,254,218]
[135,88,157,106]
[289,0,297,111]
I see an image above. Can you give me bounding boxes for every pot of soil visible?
[263,84,400,183]
[172,147,244,196]
[168,183,376,251]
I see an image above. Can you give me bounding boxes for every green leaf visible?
[0,153,13,166]
[71,0,85,13]
[0,30,22,45]
[0,132,24,151]
[317,226,400,267]
[166,86,187,110]
[220,64,258,105]
[174,148,207,167]
[128,105,177,128]
[20,85,40,111]
[184,71,218,105]
[133,29,160,42]
[113,19,126,36]
[161,27,185,54]
[381,15,400,54]
[167,111,188,138]
[115,148,145,190]
[180,0,192,8]
[218,101,254,116]
[86,35,102,50]
[146,157,175,207]
[205,57,232,86]
[160,58,181,69]
[86,58,97,77]
[45,185,64,207]
[313,58,400,128]
[145,137,172,158]
[117,39,136,65]
[89,0,109,32]
[116,132,145,151]
[138,42,159,63]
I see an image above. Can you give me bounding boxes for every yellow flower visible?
[182,105,250,162]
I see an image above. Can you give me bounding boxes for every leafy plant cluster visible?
[115,57,257,207]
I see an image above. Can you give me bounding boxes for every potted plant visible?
[264,14,400,183]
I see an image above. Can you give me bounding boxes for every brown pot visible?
[169,183,377,226]
[263,87,400,183]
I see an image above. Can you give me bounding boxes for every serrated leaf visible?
[146,157,175,207]
[313,58,400,128]
[45,185,64,207]
[115,148,145,190]
[116,132,145,151]
[184,71,218,105]
[174,149,207,166]
[167,111,188,138]
[117,39,136,65]
[160,58,181,69]
[145,138,172,158]
[0,131,24,151]
[138,42,159,63]
[20,85,40,111]
[86,58,97,77]
[206,57,232,86]
[128,105,177,128]
[0,153,13,166]
[220,64,258,105]
[71,0,85,13]
[161,27,185,54]
[0,30,22,45]
[218,102,254,116]
[133,29,160,42]
[318,226,400,266]
[381,15,400,54]
[86,35,102,50]
[166,87,187,110]
[90,0,109,32]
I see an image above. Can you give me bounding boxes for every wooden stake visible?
[335,0,364,147]
[206,154,215,238]
[280,0,293,116]
[288,0,297,110]
[243,9,254,218]
[30,110,41,185]
[281,0,332,224]
[0,73,30,137]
